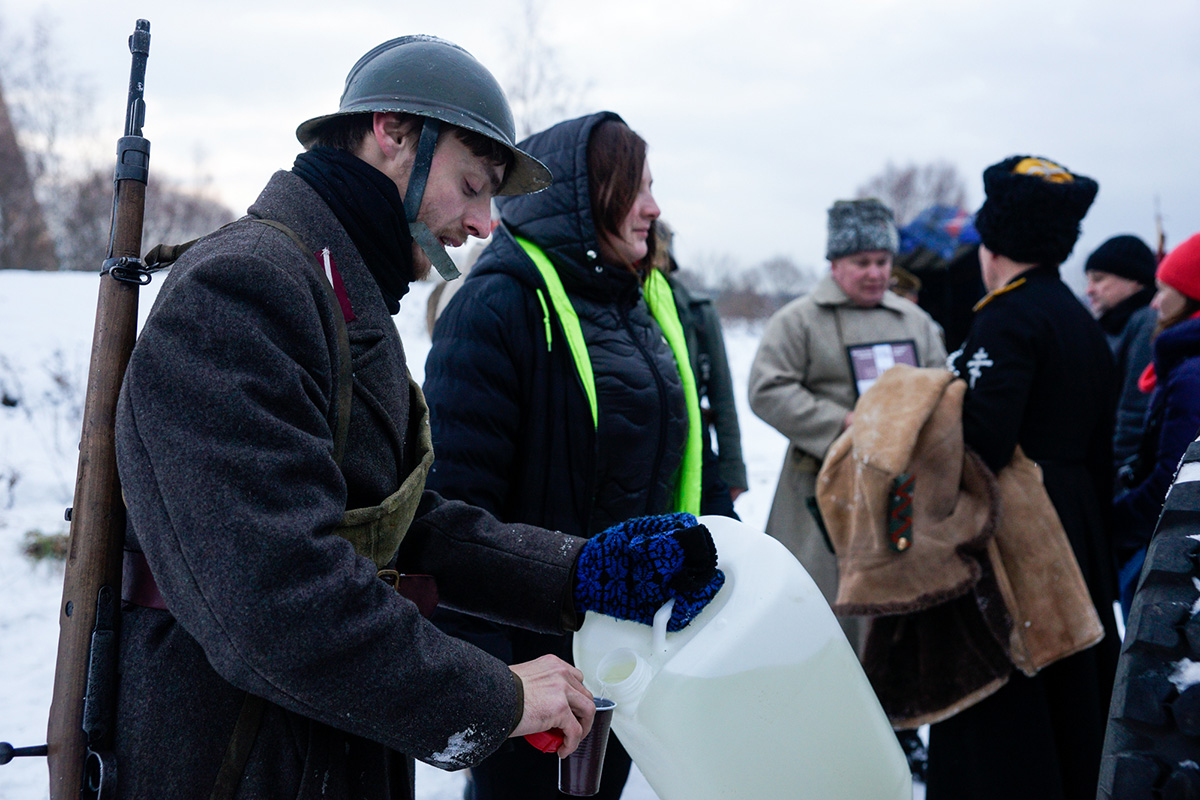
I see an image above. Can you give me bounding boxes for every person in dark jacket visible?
[111,39,720,800]
[894,205,986,353]
[931,156,1120,800]
[1084,234,1159,480]
[652,219,748,518]
[1113,232,1200,616]
[424,112,703,800]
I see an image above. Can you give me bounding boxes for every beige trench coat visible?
[748,275,947,652]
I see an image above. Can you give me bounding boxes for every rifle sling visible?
[213,219,353,800]
[145,220,354,470]
[208,694,266,800]
[140,219,354,800]
[251,219,353,464]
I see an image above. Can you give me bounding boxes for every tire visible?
[1098,441,1200,799]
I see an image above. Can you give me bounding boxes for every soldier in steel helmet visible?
[111,36,722,800]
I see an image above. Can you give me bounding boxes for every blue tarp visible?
[899,206,980,262]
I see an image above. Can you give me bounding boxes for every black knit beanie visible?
[1084,234,1157,286]
[973,156,1098,265]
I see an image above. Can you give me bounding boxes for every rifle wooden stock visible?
[47,21,150,800]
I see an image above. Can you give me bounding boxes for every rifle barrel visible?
[46,20,151,800]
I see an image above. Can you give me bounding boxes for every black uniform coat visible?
[931,266,1121,800]
[113,170,585,800]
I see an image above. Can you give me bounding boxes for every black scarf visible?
[293,147,413,314]
[1098,285,1155,336]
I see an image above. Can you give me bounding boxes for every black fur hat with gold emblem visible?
[974,156,1098,266]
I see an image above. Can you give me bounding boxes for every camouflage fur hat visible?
[827,199,900,260]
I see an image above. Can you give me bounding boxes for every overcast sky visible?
[8,0,1200,288]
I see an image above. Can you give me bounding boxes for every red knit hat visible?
[1158,233,1200,301]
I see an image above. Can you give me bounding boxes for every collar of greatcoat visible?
[810,273,912,314]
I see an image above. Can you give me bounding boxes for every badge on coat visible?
[846,340,918,396]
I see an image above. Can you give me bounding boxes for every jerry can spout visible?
[593,647,653,708]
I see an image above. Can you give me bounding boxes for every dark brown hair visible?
[310,112,514,184]
[309,113,377,152]
[587,119,655,270]
[1154,296,1200,339]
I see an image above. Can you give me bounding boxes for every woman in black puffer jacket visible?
[423,112,702,800]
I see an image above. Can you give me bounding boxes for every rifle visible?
[0,19,153,800]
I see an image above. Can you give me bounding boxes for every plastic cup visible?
[558,697,617,796]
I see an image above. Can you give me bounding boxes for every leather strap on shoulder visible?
[250,219,353,465]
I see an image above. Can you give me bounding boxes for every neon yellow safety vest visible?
[515,236,702,516]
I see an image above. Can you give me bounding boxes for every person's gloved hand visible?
[573,512,725,632]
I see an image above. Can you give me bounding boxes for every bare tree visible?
[756,255,816,297]
[0,73,57,269]
[856,160,967,226]
[682,251,741,291]
[55,168,236,271]
[0,10,98,270]
[691,253,820,322]
[54,169,109,271]
[501,0,591,139]
[0,12,234,272]
[141,175,237,255]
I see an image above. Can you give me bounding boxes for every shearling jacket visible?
[114,170,585,800]
[817,365,1104,728]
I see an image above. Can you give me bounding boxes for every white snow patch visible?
[1170,659,1200,693]
[1193,578,1200,617]
[427,726,482,768]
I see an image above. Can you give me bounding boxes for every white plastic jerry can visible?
[572,515,911,800]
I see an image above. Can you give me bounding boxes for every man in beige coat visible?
[749,198,946,653]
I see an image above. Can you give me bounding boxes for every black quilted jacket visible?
[424,112,689,538]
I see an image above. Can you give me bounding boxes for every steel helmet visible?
[296,35,551,197]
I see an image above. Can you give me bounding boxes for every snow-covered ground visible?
[0,270,915,799]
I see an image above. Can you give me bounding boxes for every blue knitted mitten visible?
[574,513,726,632]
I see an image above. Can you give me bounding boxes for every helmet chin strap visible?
[403,119,461,280]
